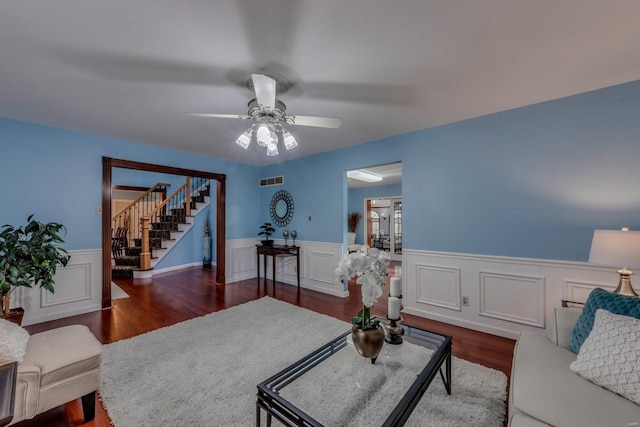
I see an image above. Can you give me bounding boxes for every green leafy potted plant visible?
[0,215,70,320]
[258,222,276,246]
[335,246,390,363]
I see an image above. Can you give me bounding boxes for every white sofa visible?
[508,307,639,427]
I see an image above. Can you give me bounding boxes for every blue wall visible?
[261,80,640,263]
[4,78,640,268]
[0,118,260,265]
[348,183,402,245]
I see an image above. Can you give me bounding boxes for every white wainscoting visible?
[403,249,620,340]
[21,243,620,337]
[225,239,347,297]
[13,249,102,326]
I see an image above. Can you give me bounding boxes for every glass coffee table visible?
[256,318,452,426]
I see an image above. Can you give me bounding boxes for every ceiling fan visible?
[188,73,342,156]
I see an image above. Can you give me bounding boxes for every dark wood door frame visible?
[102,157,226,309]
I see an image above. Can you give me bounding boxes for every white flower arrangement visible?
[336,246,390,330]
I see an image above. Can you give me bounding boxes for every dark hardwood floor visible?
[17,264,515,426]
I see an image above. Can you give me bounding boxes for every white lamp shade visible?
[235,130,251,149]
[256,123,276,147]
[266,141,279,156]
[282,129,298,150]
[588,229,640,269]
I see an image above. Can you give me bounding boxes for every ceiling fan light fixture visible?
[282,128,298,150]
[235,129,252,149]
[192,73,341,157]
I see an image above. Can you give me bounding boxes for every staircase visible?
[112,179,211,279]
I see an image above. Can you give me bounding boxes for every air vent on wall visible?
[259,175,284,187]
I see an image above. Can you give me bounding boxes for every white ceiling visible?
[2,1,640,166]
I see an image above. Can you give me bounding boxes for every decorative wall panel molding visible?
[226,239,258,283]
[479,271,545,327]
[16,249,102,326]
[403,249,623,339]
[564,280,615,303]
[41,263,92,307]
[415,263,461,311]
[308,251,335,283]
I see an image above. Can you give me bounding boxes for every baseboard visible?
[134,261,215,279]
[22,304,102,327]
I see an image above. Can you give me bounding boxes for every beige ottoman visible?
[10,325,102,425]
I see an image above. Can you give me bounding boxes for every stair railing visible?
[190,177,210,196]
[112,182,170,252]
[139,178,191,270]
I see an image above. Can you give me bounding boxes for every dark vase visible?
[261,239,274,246]
[351,324,385,364]
[203,234,211,267]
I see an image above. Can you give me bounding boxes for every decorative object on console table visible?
[0,215,70,319]
[588,227,640,297]
[258,222,275,246]
[336,246,390,363]
[290,230,297,246]
[202,217,212,268]
[282,230,289,246]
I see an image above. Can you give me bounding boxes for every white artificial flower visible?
[336,246,390,310]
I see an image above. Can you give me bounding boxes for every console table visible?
[256,244,300,290]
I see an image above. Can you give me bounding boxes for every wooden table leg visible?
[263,253,268,285]
[296,250,300,291]
[272,254,276,287]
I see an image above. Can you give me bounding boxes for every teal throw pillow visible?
[568,288,640,353]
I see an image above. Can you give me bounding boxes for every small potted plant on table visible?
[258,222,275,246]
[0,215,70,324]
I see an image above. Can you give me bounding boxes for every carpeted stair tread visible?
[125,247,143,256]
[111,183,208,279]
[112,265,134,279]
[114,255,140,267]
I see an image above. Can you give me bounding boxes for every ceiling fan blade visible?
[288,115,342,128]
[252,74,276,108]
[187,113,250,120]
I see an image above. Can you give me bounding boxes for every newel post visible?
[140,216,151,270]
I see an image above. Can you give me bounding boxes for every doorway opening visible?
[346,162,402,261]
[101,157,226,309]
[366,197,402,261]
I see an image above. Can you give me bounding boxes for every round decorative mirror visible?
[270,190,294,227]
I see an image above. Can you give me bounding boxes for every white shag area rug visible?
[100,297,506,426]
